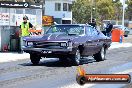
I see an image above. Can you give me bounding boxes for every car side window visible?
[86,26,98,36]
[86,27,92,36]
[91,27,98,36]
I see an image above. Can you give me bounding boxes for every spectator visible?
[19,15,33,53]
[88,18,96,28]
[105,22,113,37]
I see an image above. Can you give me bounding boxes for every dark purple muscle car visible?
[23,24,111,65]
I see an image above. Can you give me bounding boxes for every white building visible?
[44,0,74,24]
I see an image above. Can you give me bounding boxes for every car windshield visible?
[46,25,85,36]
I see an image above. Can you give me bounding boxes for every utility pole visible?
[122,0,125,28]
[91,0,93,23]
[94,0,96,20]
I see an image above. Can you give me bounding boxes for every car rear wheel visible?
[70,49,81,66]
[93,47,106,62]
[30,54,41,65]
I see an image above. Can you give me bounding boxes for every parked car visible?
[23,24,111,65]
[113,25,130,37]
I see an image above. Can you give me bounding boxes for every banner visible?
[42,16,54,26]
[0,1,29,8]
[0,13,9,25]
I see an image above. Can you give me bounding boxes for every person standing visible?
[105,22,113,37]
[88,18,97,28]
[19,15,33,52]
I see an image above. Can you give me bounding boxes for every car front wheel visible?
[93,47,106,62]
[70,49,81,66]
[30,54,41,65]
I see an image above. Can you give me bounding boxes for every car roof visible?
[52,24,91,27]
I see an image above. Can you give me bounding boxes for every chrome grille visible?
[33,42,66,49]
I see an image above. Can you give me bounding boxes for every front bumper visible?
[23,47,72,53]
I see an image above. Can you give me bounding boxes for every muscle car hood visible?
[23,34,80,42]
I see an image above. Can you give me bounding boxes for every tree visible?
[112,0,122,23]
[96,0,115,21]
[72,0,91,23]
[126,1,132,20]
[72,0,121,24]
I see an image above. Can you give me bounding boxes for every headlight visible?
[27,42,33,46]
[60,42,67,47]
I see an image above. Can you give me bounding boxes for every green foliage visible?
[97,0,114,21]
[113,1,122,21]
[72,0,122,24]
[126,1,132,20]
[72,0,91,23]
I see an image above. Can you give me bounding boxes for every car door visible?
[93,27,105,53]
[90,27,102,54]
[81,26,99,56]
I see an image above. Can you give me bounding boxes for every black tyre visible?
[70,49,81,66]
[30,54,41,65]
[124,35,128,37]
[93,47,106,62]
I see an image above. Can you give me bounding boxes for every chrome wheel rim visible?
[75,50,80,64]
[101,47,105,60]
